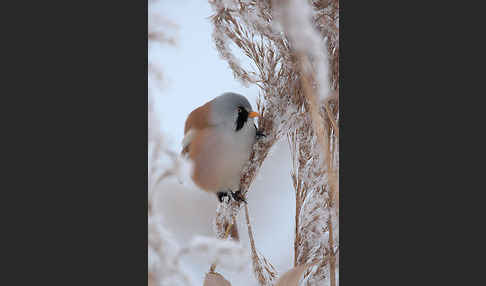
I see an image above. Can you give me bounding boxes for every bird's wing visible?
[181,102,211,156]
[181,129,194,156]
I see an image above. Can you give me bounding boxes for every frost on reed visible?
[148,1,192,285]
[148,90,193,286]
[183,236,250,272]
[209,0,298,283]
[209,0,339,285]
[148,80,190,286]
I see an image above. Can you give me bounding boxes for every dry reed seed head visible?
[209,0,338,285]
[274,263,319,286]
[204,272,232,286]
[148,1,179,47]
[285,50,338,286]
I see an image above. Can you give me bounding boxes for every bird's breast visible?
[189,124,256,192]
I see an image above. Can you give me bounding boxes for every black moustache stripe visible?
[236,107,248,131]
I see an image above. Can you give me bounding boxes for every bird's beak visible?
[248,111,260,118]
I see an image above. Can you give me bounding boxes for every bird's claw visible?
[217,191,246,204]
[217,192,231,203]
[231,190,247,204]
[256,130,266,138]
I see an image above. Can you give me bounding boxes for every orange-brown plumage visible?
[184,102,211,134]
[181,92,259,201]
[181,102,211,156]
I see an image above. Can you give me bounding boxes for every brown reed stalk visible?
[298,49,340,286]
[296,52,337,285]
[209,215,238,272]
[244,203,278,284]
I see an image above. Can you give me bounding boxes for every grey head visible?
[209,92,255,131]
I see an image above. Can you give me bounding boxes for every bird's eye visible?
[237,107,243,113]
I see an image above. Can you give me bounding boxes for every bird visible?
[181,92,264,203]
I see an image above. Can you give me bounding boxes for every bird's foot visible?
[254,124,266,139]
[231,190,247,204]
[217,192,231,203]
[256,130,266,139]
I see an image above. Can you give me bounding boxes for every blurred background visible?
[149,0,297,285]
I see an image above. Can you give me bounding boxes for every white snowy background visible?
[150,0,297,285]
